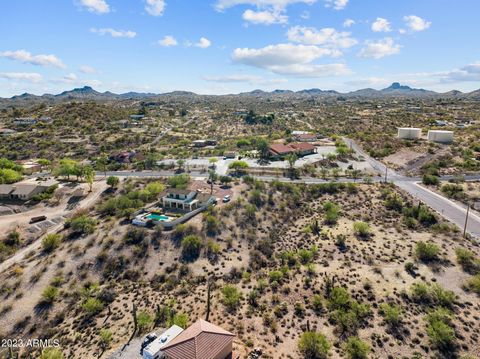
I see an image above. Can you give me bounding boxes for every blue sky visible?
[0,0,479,97]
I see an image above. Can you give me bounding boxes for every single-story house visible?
[289,142,316,156]
[162,189,215,211]
[162,319,235,359]
[269,142,316,159]
[0,178,58,201]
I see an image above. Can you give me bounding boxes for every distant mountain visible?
[296,88,339,95]
[2,83,480,105]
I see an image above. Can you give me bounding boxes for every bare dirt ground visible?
[0,182,479,359]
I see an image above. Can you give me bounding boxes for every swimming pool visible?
[147,213,170,221]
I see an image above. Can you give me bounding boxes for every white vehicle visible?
[223,195,231,203]
[142,325,184,359]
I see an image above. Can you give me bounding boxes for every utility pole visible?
[384,167,388,183]
[463,202,471,238]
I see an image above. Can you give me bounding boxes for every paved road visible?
[397,181,480,238]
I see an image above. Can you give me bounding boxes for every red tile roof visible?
[162,320,234,359]
[269,143,295,155]
[289,142,316,152]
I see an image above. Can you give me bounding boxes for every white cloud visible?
[0,50,66,68]
[439,62,480,83]
[145,0,166,16]
[358,38,401,59]
[287,26,357,48]
[324,0,348,10]
[371,17,391,32]
[158,35,178,47]
[159,36,178,47]
[63,73,78,82]
[195,37,212,48]
[0,72,43,83]
[78,0,110,14]
[403,15,431,32]
[242,9,288,24]
[90,28,137,38]
[232,43,348,77]
[215,0,316,11]
[79,65,97,74]
[343,19,355,28]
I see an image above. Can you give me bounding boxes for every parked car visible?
[223,195,231,203]
[140,332,158,355]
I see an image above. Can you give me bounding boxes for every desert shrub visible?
[82,297,104,316]
[379,303,402,326]
[137,310,153,332]
[67,215,97,235]
[344,337,370,359]
[41,234,62,253]
[455,248,480,274]
[221,285,242,311]
[298,331,331,359]
[167,174,190,188]
[311,295,323,313]
[298,248,315,265]
[353,221,371,239]
[181,235,202,261]
[426,308,456,350]
[124,228,147,245]
[403,205,437,227]
[410,282,456,308]
[384,193,404,211]
[441,183,465,200]
[323,201,340,225]
[39,348,64,359]
[422,174,439,186]
[5,231,21,246]
[327,287,371,335]
[204,215,220,235]
[250,189,264,207]
[465,274,480,294]
[99,329,113,348]
[415,241,440,262]
[41,286,59,304]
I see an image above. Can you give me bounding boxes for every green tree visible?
[68,215,97,235]
[228,160,249,176]
[181,235,202,261]
[298,332,331,359]
[106,176,120,189]
[222,285,242,311]
[344,337,370,359]
[82,297,104,316]
[137,311,153,332]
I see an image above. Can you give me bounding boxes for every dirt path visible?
[0,180,108,274]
